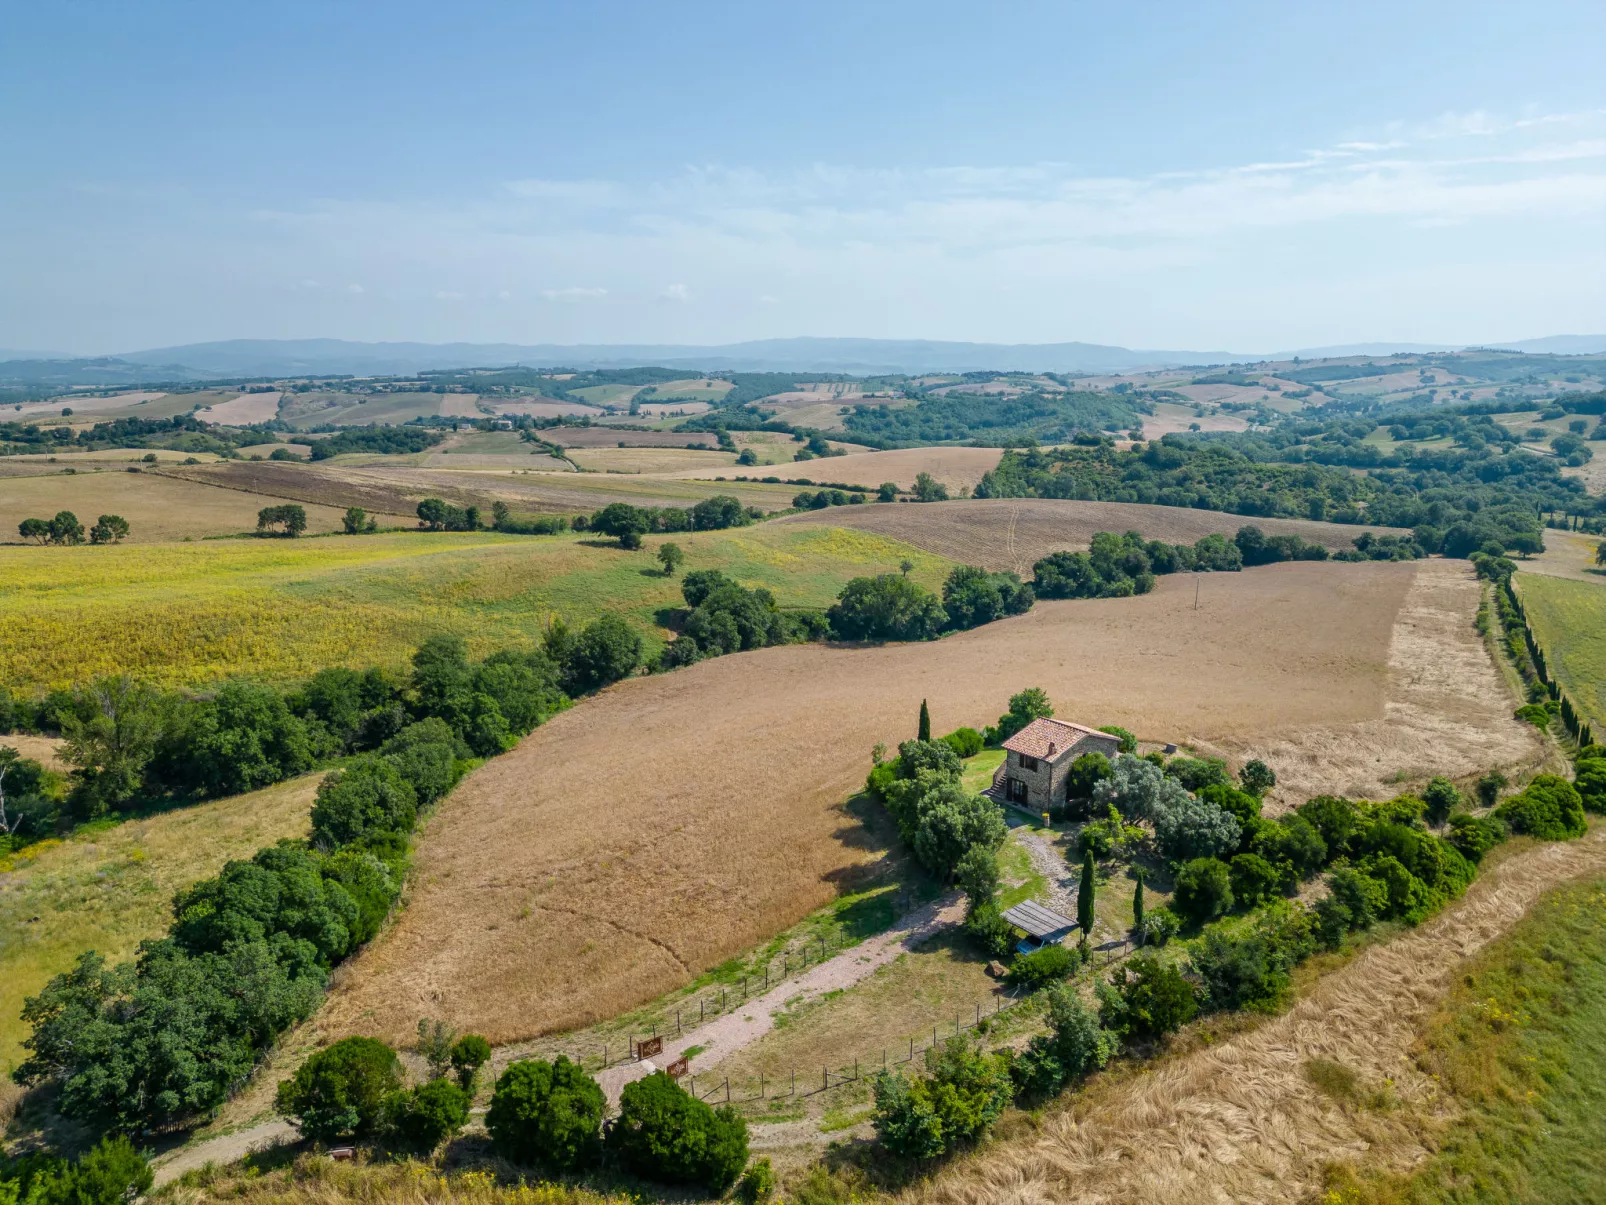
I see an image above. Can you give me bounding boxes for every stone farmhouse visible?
[986,718,1122,812]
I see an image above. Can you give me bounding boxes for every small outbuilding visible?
[1001,900,1078,953]
[986,717,1122,812]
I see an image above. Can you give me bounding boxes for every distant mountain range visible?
[3,334,1604,384]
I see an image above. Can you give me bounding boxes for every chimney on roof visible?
[1047,742,1057,756]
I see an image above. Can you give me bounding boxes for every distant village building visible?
[986,718,1122,812]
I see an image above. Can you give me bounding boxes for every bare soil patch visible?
[776,499,1401,575]
[908,828,1606,1205]
[568,448,737,474]
[320,562,1421,1050]
[741,448,1005,493]
[9,391,168,420]
[195,391,281,425]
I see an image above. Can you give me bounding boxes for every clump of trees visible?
[588,495,754,548]
[871,1036,1012,1159]
[656,569,827,670]
[868,737,1006,881]
[257,503,307,536]
[16,510,125,545]
[0,1136,152,1205]
[829,563,1034,642]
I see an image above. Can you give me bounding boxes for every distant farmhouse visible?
[986,718,1122,812]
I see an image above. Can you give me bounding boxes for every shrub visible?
[1065,751,1112,802]
[563,613,642,693]
[383,1077,471,1154]
[1297,794,1361,855]
[1229,852,1280,908]
[310,756,418,849]
[941,726,984,758]
[1475,771,1507,808]
[450,1034,491,1092]
[1153,793,1242,862]
[6,1137,153,1205]
[1421,776,1462,826]
[1010,983,1116,1099]
[486,1056,606,1172]
[1188,928,1291,1013]
[1007,943,1080,991]
[1164,755,1230,791]
[992,687,1053,743]
[609,1072,749,1191]
[1172,858,1234,924]
[1494,774,1587,840]
[737,1157,776,1205]
[963,901,1014,958]
[1139,906,1180,946]
[1572,758,1606,813]
[276,1037,403,1142]
[1093,754,1191,822]
[1097,725,1137,754]
[1098,954,1198,1042]
[870,1037,1010,1158]
[1446,812,1506,863]
[1240,758,1276,797]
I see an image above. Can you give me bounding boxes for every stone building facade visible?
[993,718,1123,812]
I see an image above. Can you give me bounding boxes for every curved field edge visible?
[900,829,1606,1205]
[311,560,1525,1056]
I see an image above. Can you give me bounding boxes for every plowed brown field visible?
[318,559,1504,1051]
[775,498,1406,574]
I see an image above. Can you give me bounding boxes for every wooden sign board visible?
[665,1056,689,1079]
[636,1035,664,1059]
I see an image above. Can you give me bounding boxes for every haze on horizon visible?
[2,0,1603,357]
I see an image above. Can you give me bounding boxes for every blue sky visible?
[2,0,1603,353]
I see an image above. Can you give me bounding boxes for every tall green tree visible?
[918,698,931,741]
[1078,848,1096,941]
[657,542,685,576]
[1132,871,1145,934]
[60,676,166,817]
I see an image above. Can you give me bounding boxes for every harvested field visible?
[0,773,320,1074]
[906,828,1606,1205]
[567,447,736,474]
[724,447,1005,492]
[0,469,359,543]
[1514,527,1606,583]
[488,400,605,419]
[9,391,168,420]
[160,458,801,517]
[544,428,719,449]
[321,560,1457,1049]
[195,391,281,425]
[422,453,573,471]
[1205,559,1546,802]
[0,734,65,771]
[776,498,1401,575]
[1141,400,1252,438]
[636,400,711,416]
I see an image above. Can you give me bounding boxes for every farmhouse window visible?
[1017,754,1039,772]
[1008,778,1028,803]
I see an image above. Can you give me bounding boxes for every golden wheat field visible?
[665,446,1006,491]
[0,525,951,692]
[776,498,1406,574]
[316,560,1494,1053]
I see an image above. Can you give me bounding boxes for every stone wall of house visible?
[1006,732,1122,810]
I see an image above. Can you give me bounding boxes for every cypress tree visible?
[1077,848,1096,942]
[1132,871,1145,934]
[918,699,931,742]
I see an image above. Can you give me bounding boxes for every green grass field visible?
[1325,873,1606,1204]
[1514,571,1606,734]
[0,774,322,1075]
[0,525,952,692]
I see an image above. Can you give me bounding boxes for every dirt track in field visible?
[776,498,1406,574]
[320,560,1466,1050]
[906,828,1606,1205]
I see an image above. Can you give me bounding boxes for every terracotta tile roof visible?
[1002,717,1120,762]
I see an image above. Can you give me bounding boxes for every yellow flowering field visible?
[0,526,948,692]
